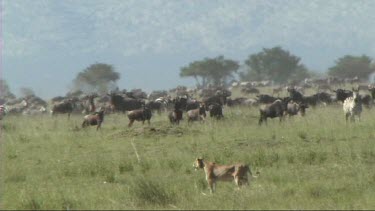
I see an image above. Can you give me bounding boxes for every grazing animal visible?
[168,101,183,125]
[187,103,206,123]
[172,96,200,111]
[127,106,152,127]
[186,100,201,111]
[343,89,362,122]
[0,105,5,120]
[51,100,74,119]
[286,101,309,117]
[368,85,375,99]
[256,94,278,104]
[109,93,144,113]
[208,103,224,119]
[259,99,287,125]
[146,100,164,115]
[168,108,183,125]
[361,94,373,109]
[193,158,259,193]
[287,87,304,103]
[202,90,230,107]
[82,108,105,130]
[333,89,353,103]
[313,92,333,105]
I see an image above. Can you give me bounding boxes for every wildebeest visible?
[226,97,247,107]
[333,89,353,103]
[256,94,278,104]
[368,84,375,99]
[127,106,152,127]
[0,105,5,120]
[51,99,74,119]
[258,99,287,125]
[187,103,206,123]
[82,108,105,130]
[208,103,224,119]
[285,101,309,117]
[202,89,231,107]
[287,87,304,103]
[343,89,362,122]
[303,92,332,107]
[145,100,164,115]
[173,96,200,111]
[168,105,183,125]
[109,93,144,113]
[361,94,373,109]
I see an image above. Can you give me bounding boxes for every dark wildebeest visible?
[127,106,152,127]
[173,96,200,111]
[168,103,183,125]
[109,93,144,113]
[202,89,231,107]
[187,103,206,123]
[258,99,288,125]
[303,95,318,107]
[186,99,200,111]
[285,101,309,117]
[208,103,224,119]
[0,105,5,120]
[333,89,353,103]
[368,85,375,99]
[51,99,74,119]
[303,92,332,108]
[146,100,164,115]
[314,92,333,105]
[226,97,247,107]
[256,94,278,104]
[287,87,304,103]
[361,94,372,109]
[82,108,105,131]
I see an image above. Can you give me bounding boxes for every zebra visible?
[343,88,362,122]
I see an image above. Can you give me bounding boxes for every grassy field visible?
[1,99,375,209]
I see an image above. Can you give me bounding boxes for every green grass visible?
[1,103,375,209]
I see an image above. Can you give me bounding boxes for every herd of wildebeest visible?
[0,76,374,129]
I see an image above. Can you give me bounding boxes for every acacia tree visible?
[180,56,239,87]
[328,55,375,80]
[73,63,120,94]
[0,79,15,99]
[19,87,35,97]
[240,46,309,83]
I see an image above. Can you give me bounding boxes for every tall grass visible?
[1,104,375,209]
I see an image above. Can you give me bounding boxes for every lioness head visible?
[193,158,204,170]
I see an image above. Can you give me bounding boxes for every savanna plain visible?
[1,91,375,210]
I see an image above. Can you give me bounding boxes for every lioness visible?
[193,158,259,193]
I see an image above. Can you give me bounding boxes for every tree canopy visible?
[328,55,375,80]
[73,63,120,94]
[19,87,35,97]
[240,46,310,83]
[180,56,239,88]
[0,79,15,99]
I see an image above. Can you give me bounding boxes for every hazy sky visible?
[3,0,375,98]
